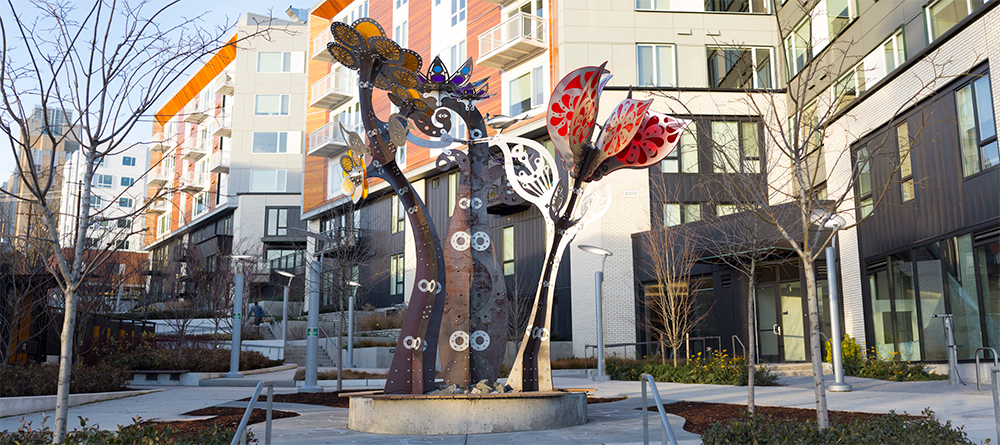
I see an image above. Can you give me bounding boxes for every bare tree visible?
[639,182,712,366]
[0,1,283,439]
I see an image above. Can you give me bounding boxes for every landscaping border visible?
[0,389,162,418]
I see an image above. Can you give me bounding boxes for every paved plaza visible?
[1,369,996,444]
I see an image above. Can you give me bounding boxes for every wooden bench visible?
[130,370,189,382]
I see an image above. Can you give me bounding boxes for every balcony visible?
[310,72,355,110]
[146,199,169,214]
[184,107,208,124]
[312,30,335,62]
[479,0,516,4]
[316,226,365,254]
[181,138,207,161]
[269,250,305,277]
[214,72,234,95]
[308,121,357,157]
[140,258,167,276]
[212,114,232,138]
[150,131,172,153]
[147,166,171,188]
[179,171,208,193]
[478,12,546,70]
[209,150,230,173]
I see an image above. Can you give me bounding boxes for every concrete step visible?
[763,362,833,377]
[199,378,297,387]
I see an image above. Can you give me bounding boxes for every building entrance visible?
[757,281,806,362]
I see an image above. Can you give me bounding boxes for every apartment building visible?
[143,12,310,305]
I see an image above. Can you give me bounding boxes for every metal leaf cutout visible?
[589,113,692,182]
[388,113,408,147]
[583,97,652,181]
[546,62,611,177]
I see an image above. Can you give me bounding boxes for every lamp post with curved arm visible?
[579,245,613,381]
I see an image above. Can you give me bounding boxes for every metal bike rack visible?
[640,373,678,445]
[231,380,274,445]
[976,347,999,391]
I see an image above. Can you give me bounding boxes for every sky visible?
[0,0,298,183]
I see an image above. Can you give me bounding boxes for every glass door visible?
[756,284,780,362]
[780,281,806,361]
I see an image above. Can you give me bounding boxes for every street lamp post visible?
[287,227,334,393]
[275,270,295,361]
[579,245,613,382]
[816,213,851,392]
[346,281,361,368]
[226,255,256,379]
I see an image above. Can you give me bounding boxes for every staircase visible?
[763,362,833,377]
[284,344,337,368]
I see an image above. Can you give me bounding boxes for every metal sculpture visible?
[327,18,508,394]
[498,63,692,391]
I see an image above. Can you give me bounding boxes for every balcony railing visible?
[179,171,208,192]
[140,258,168,276]
[308,121,359,157]
[214,72,234,95]
[312,30,335,62]
[212,113,232,137]
[150,131,172,153]
[209,150,230,173]
[478,12,546,70]
[310,72,355,110]
[147,166,172,187]
[270,250,305,275]
[316,226,365,254]
[181,137,207,161]
[146,199,169,214]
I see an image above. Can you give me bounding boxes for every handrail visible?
[976,347,999,391]
[318,325,340,367]
[992,366,1000,445]
[583,341,662,373]
[231,380,273,445]
[640,373,678,445]
[731,335,746,358]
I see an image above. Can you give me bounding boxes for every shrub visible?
[824,335,946,382]
[0,416,243,445]
[86,336,281,373]
[0,362,131,397]
[701,408,974,445]
[605,351,780,387]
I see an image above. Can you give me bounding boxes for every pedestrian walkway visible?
[1,369,995,444]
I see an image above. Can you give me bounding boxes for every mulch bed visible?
[638,401,919,434]
[587,396,627,404]
[147,407,299,438]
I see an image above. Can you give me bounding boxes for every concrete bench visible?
[130,370,190,385]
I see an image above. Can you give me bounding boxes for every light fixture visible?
[578,245,613,257]
[275,270,295,279]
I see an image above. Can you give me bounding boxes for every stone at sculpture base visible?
[347,392,587,435]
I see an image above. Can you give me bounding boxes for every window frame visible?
[94,174,114,188]
[118,197,133,208]
[895,121,915,202]
[706,46,775,90]
[254,94,291,116]
[390,253,405,296]
[122,156,136,166]
[663,203,702,227]
[503,226,515,275]
[252,131,298,154]
[120,176,135,187]
[508,65,544,116]
[925,0,986,43]
[249,169,287,192]
[784,18,811,79]
[257,51,294,73]
[854,144,874,218]
[390,195,405,233]
[660,124,699,174]
[265,207,290,236]
[711,120,763,174]
[954,70,998,177]
[448,172,459,217]
[636,43,676,87]
[451,0,466,26]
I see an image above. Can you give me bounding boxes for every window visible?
[257,52,302,73]
[716,204,740,216]
[89,195,102,208]
[252,131,300,153]
[707,0,768,13]
[122,156,136,166]
[824,0,856,42]
[254,94,290,116]
[927,0,986,42]
[266,208,289,236]
[157,212,170,236]
[663,203,701,226]
[117,218,130,229]
[955,72,998,176]
[707,47,773,89]
[390,253,405,295]
[635,0,667,10]
[896,122,914,201]
[509,66,544,116]
[94,174,113,188]
[711,121,761,173]
[120,177,135,187]
[637,44,675,87]
[327,160,343,200]
[444,40,466,71]
[451,0,466,26]
[119,197,133,208]
[117,240,130,250]
[448,172,459,217]
[390,195,405,233]
[833,29,905,112]
[784,19,811,77]
[394,21,408,47]
[249,169,287,192]
[194,192,208,216]
[503,226,515,275]
[661,125,699,173]
[395,0,406,7]
[855,145,873,218]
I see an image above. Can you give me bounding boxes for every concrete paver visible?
[1,369,995,444]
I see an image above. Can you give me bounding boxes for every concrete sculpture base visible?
[348,391,587,435]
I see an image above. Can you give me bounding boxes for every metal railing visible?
[308,121,356,155]
[992,366,1000,445]
[731,335,746,358]
[977,347,999,391]
[310,72,355,104]
[231,380,273,445]
[313,30,333,59]
[478,12,545,58]
[210,150,230,171]
[316,226,364,252]
[640,373,678,445]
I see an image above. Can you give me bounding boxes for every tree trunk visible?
[660,337,666,365]
[803,257,829,429]
[747,274,756,415]
[672,346,678,367]
[53,287,78,443]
